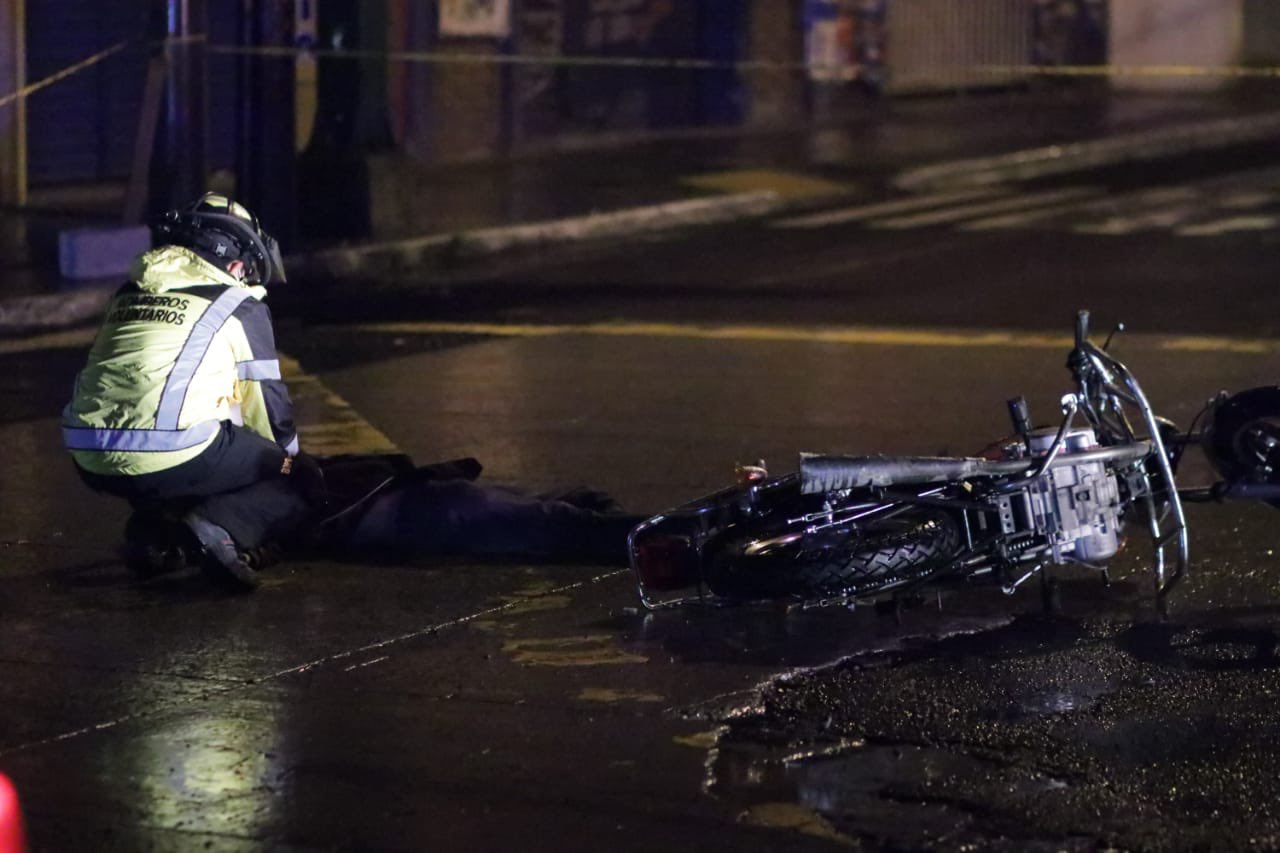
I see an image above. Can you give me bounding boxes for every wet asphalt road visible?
[5,146,1280,850]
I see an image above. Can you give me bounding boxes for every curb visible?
[0,191,784,337]
[894,110,1280,191]
[286,190,784,283]
[0,283,117,338]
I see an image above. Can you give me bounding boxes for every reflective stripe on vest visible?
[154,288,252,429]
[62,420,220,452]
[67,287,252,455]
[237,358,281,381]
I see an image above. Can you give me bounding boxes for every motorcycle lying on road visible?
[628,311,1280,611]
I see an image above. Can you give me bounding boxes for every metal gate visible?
[25,1,147,185]
[25,1,241,188]
[886,0,1034,93]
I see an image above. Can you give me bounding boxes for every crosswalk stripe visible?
[773,166,1280,236]
[873,187,1101,229]
[962,202,1095,231]
[772,187,1007,229]
[1175,215,1277,237]
[973,186,1197,233]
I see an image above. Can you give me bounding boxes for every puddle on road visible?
[999,681,1116,721]
[701,606,1280,850]
[709,736,1073,850]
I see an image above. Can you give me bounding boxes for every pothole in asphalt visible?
[701,610,1280,850]
[709,737,1073,849]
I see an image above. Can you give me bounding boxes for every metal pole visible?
[148,0,207,218]
[297,0,367,240]
[236,1,296,246]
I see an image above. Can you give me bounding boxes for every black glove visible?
[288,450,329,509]
[537,486,624,514]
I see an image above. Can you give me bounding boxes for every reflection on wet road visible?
[6,309,1280,848]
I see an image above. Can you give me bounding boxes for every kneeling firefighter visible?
[62,193,321,589]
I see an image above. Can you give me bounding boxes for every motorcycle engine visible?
[1023,427,1122,563]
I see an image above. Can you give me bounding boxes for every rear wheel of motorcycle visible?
[705,509,962,600]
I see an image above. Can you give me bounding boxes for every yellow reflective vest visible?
[63,246,298,476]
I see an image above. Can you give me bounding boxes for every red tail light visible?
[633,535,700,591]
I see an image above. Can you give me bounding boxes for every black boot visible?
[182,513,260,591]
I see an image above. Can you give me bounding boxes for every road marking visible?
[773,187,1007,229]
[1,567,632,758]
[279,355,400,457]
[1074,209,1195,235]
[770,167,1280,237]
[1219,190,1275,210]
[961,195,1118,230]
[1161,336,1272,354]
[682,168,852,200]
[15,318,1272,361]
[874,187,1101,229]
[349,320,1280,355]
[742,803,857,847]
[578,687,664,703]
[341,655,390,672]
[502,635,648,667]
[1175,215,1278,237]
[967,185,1196,231]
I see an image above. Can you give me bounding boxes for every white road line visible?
[958,187,1180,231]
[961,195,1110,231]
[1176,216,1278,237]
[873,187,1102,229]
[772,187,1008,229]
[1219,191,1275,211]
[1074,207,1197,235]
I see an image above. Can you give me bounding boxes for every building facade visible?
[0,0,1266,208]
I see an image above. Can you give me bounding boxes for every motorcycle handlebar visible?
[1075,310,1090,348]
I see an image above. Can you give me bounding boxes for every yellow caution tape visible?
[0,35,209,110]
[0,40,131,110]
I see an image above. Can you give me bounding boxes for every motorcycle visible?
[628,311,1280,611]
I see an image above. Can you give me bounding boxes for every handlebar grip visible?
[1075,310,1090,347]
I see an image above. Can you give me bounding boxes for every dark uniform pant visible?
[77,421,310,550]
[334,476,643,565]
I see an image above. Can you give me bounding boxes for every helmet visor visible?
[262,231,287,284]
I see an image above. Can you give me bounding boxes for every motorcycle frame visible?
[1068,310,1189,597]
[628,311,1191,609]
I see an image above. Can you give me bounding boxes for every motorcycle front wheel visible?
[704,508,962,600]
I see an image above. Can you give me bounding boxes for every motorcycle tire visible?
[705,509,962,600]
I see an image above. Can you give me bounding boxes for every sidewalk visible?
[4,86,1280,335]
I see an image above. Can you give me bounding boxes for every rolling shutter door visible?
[25,1,147,185]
